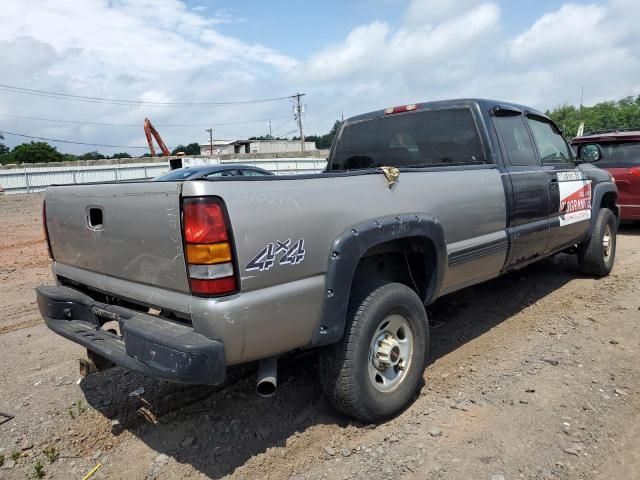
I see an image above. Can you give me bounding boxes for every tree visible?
[547,96,640,138]
[78,151,105,160]
[171,143,201,155]
[298,119,343,150]
[0,133,8,156]
[110,152,131,159]
[8,142,67,164]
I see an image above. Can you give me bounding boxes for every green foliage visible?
[43,446,59,464]
[110,152,131,159]
[171,143,201,155]
[11,450,21,461]
[33,460,45,479]
[0,453,4,467]
[247,135,287,141]
[299,119,343,150]
[78,150,106,160]
[1,142,65,164]
[0,133,8,156]
[547,95,640,138]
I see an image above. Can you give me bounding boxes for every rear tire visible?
[318,280,429,423]
[578,208,616,277]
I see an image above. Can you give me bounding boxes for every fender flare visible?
[589,182,619,236]
[309,214,447,347]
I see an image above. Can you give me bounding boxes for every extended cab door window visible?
[493,114,538,166]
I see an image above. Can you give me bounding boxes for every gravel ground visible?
[0,193,638,480]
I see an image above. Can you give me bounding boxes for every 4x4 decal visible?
[246,238,306,272]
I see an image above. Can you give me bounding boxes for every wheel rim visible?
[603,224,613,261]
[368,313,414,393]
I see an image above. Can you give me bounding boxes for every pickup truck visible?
[37,99,618,423]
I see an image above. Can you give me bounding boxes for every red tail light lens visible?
[42,200,53,259]
[182,197,237,296]
[184,201,228,243]
[190,277,237,295]
[630,167,640,178]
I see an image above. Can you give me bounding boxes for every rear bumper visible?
[36,285,226,385]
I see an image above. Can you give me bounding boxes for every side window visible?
[494,114,539,166]
[206,169,238,178]
[242,169,271,176]
[527,117,572,165]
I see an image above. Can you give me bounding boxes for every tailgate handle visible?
[87,206,104,230]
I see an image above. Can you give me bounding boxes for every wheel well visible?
[601,191,618,218]
[352,236,435,302]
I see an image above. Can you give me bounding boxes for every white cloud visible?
[0,0,297,153]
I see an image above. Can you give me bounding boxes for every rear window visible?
[591,141,640,168]
[330,107,486,171]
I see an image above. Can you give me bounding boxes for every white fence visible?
[0,157,327,194]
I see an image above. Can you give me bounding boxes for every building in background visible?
[200,139,316,156]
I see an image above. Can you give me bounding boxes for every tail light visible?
[183,197,238,296]
[42,200,53,259]
[630,167,640,178]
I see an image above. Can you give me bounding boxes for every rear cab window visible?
[330,106,488,171]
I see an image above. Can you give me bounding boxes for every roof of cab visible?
[344,98,548,124]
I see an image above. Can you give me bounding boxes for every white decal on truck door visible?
[559,177,592,226]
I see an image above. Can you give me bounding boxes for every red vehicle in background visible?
[572,129,640,222]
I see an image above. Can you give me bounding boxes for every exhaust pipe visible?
[256,357,278,397]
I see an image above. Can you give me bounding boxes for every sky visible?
[0,0,639,154]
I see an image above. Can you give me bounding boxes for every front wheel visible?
[578,208,617,276]
[318,281,429,423]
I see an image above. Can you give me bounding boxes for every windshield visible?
[153,168,199,181]
[595,141,640,167]
[330,107,486,171]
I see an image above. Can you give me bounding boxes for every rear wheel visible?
[318,281,429,423]
[578,208,617,276]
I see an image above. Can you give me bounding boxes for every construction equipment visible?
[143,118,170,157]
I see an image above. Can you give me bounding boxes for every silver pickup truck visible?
[37,99,618,422]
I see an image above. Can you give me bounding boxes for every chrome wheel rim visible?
[603,224,612,261]
[368,313,413,393]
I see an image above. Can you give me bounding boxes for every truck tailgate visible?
[45,182,190,293]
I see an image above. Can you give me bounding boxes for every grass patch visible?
[33,460,45,479]
[43,446,59,463]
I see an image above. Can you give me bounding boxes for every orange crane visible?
[143,118,170,157]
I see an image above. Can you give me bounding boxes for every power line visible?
[0,83,297,107]
[0,112,292,127]
[0,129,150,149]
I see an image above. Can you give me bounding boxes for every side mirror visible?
[577,143,602,163]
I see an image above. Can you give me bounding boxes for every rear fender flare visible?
[309,214,447,347]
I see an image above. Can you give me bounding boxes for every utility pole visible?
[268,120,272,139]
[205,128,213,156]
[293,92,306,153]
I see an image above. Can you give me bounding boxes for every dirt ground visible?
[0,193,638,480]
